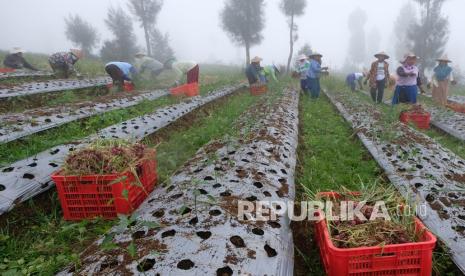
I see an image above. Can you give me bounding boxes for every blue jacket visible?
[246,63,261,84]
[106,62,137,81]
[307,59,322,79]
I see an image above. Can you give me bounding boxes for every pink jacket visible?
[396,64,418,86]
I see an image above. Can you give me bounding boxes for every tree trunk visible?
[286,13,295,74]
[245,41,251,66]
[143,22,152,56]
[140,0,152,57]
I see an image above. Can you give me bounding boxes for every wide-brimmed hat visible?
[251,56,263,63]
[309,52,322,58]
[401,53,419,63]
[10,47,24,54]
[374,51,389,59]
[437,55,452,63]
[297,54,308,60]
[70,49,84,59]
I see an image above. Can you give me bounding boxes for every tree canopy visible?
[64,14,98,55]
[220,0,265,64]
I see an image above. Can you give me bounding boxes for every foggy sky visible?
[1,0,464,69]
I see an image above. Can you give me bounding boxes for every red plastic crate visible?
[51,151,157,221]
[170,82,199,97]
[399,111,431,129]
[106,81,135,92]
[250,84,267,96]
[314,192,437,276]
[0,68,16,73]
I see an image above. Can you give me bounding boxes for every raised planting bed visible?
[52,141,157,221]
[315,190,436,276]
[58,89,299,275]
[0,84,245,215]
[0,69,54,80]
[0,89,168,144]
[0,77,111,99]
[324,89,465,272]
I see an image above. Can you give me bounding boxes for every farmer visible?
[307,52,327,99]
[48,49,83,79]
[263,65,279,82]
[367,51,390,104]
[104,62,137,91]
[134,52,164,79]
[392,54,420,105]
[296,54,310,93]
[163,58,200,85]
[3,47,38,71]
[245,56,265,85]
[432,55,455,106]
[346,72,365,92]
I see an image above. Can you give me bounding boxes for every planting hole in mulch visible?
[2,167,14,172]
[177,259,195,270]
[99,258,119,272]
[253,181,263,188]
[23,173,35,179]
[152,209,165,218]
[216,266,233,276]
[209,209,222,216]
[267,221,281,229]
[246,195,257,202]
[161,229,176,238]
[180,207,192,215]
[189,216,199,225]
[252,228,264,236]
[220,191,232,197]
[137,258,156,272]
[196,231,212,240]
[264,244,277,257]
[230,236,246,248]
[132,231,146,240]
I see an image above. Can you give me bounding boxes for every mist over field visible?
[1,0,465,69]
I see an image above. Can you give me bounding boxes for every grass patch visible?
[294,92,386,276]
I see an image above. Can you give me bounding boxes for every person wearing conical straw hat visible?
[48,49,84,79]
[3,47,38,71]
[392,53,420,105]
[296,54,310,93]
[246,56,265,85]
[432,55,455,106]
[307,52,327,99]
[367,51,390,104]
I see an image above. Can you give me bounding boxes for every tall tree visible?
[366,27,381,62]
[220,0,265,65]
[346,8,367,67]
[393,3,416,61]
[150,28,175,62]
[280,0,307,73]
[64,14,98,55]
[409,0,449,76]
[128,0,163,57]
[100,7,139,62]
[297,43,313,56]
